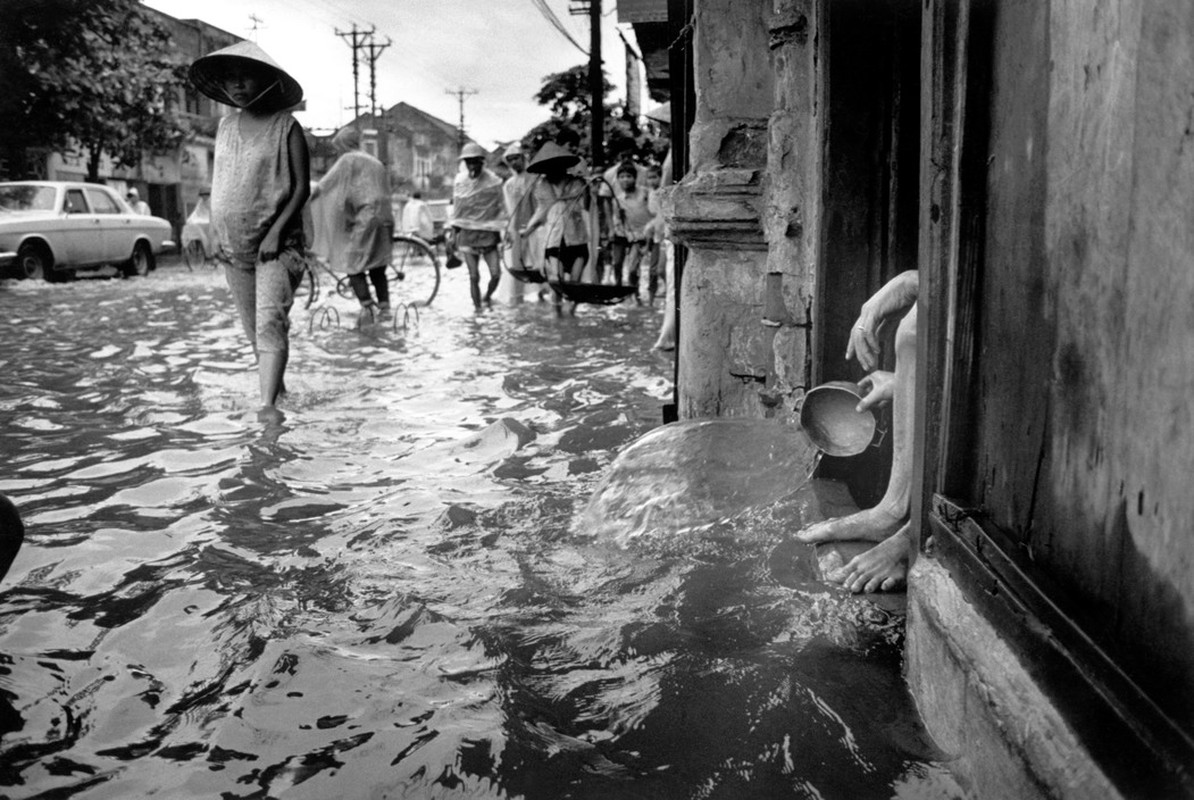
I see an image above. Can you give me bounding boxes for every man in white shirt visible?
[126,188,152,215]
[400,191,435,241]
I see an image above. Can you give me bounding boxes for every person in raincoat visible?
[309,127,394,318]
[449,142,507,310]
[500,141,542,303]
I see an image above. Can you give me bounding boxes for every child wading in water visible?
[189,42,311,418]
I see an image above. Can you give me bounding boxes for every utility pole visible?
[445,87,478,150]
[335,24,375,132]
[588,0,603,172]
[365,36,392,120]
[569,0,604,170]
[365,35,392,166]
[247,14,264,42]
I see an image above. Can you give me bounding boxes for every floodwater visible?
[0,262,958,799]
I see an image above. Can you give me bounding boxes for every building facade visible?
[326,104,477,202]
[652,1,1194,797]
[34,10,240,243]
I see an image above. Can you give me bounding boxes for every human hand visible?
[259,230,281,263]
[856,370,894,412]
[846,314,883,371]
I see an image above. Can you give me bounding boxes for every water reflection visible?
[0,267,957,798]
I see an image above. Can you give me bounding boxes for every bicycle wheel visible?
[390,235,440,306]
[183,240,205,270]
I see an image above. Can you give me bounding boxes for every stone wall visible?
[666,0,822,424]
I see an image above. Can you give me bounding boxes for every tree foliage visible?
[533,64,613,124]
[0,0,188,181]
[523,63,666,170]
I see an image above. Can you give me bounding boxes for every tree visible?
[534,64,612,124]
[0,0,188,182]
[522,64,665,170]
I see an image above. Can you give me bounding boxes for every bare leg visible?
[481,248,501,306]
[259,350,287,407]
[464,251,483,309]
[796,305,918,543]
[254,258,298,409]
[827,523,913,593]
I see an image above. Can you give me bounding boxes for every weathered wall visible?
[668,0,825,423]
[669,0,777,419]
[969,0,1194,728]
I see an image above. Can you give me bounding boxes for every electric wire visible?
[529,0,588,55]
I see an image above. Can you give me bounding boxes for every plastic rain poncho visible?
[309,150,394,275]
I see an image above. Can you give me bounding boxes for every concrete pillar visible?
[664,0,774,419]
[664,0,825,424]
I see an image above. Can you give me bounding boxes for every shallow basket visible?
[507,267,547,284]
[549,281,637,306]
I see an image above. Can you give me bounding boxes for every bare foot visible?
[795,505,905,544]
[826,525,912,593]
[256,405,286,425]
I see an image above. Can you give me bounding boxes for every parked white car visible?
[0,181,175,281]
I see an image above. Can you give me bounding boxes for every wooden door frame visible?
[915,1,1194,792]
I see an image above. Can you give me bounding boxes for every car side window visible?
[85,188,121,215]
[64,189,87,214]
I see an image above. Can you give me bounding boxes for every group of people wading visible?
[447,136,671,315]
[129,39,907,597]
[189,40,676,421]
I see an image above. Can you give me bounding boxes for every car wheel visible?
[16,242,52,281]
[124,241,153,278]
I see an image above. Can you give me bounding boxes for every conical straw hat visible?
[526,141,581,174]
[190,41,303,112]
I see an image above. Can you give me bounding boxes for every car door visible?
[56,187,104,266]
[83,186,126,263]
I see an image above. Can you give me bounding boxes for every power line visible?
[529,0,588,55]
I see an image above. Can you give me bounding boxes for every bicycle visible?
[389,233,441,307]
[295,233,441,310]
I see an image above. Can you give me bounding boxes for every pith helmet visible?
[526,141,581,174]
[190,41,303,112]
[458,142,487,161]
[502,142,524,162]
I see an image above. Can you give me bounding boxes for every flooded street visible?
[0,263,954,799]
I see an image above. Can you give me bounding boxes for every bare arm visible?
[847,270,919,371]
[259,121,311,262]
[521,186,549,234]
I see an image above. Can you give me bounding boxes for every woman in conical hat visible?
[190,41,310,416]
[189,40,304,112]
[522,142,591,299]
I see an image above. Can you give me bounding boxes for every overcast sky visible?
[145,0,634,147]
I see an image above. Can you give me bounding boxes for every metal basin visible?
[798,380,878,457]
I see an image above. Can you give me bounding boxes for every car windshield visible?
[0,185,57,212]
